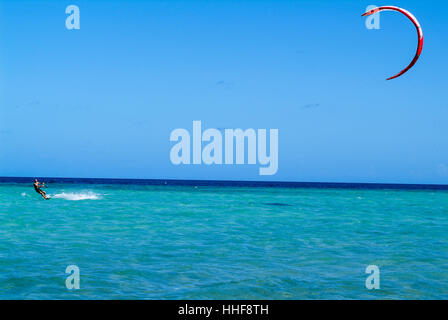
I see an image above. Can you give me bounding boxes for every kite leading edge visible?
[362,6,424,80]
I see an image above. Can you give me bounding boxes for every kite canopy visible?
[362,6,424,80]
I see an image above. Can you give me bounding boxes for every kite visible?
[362,6,423,80]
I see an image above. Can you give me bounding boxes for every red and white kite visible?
[362,6,424,80]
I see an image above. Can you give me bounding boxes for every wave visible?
[51,191,102,201]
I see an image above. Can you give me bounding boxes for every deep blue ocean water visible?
[0,178,447,299]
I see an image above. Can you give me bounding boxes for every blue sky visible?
[1,0,447,183]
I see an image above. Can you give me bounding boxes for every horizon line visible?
[1,176,448,190]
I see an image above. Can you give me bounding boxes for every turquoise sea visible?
[0,179,447,299]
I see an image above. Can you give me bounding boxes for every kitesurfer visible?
[34,179,50,200]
